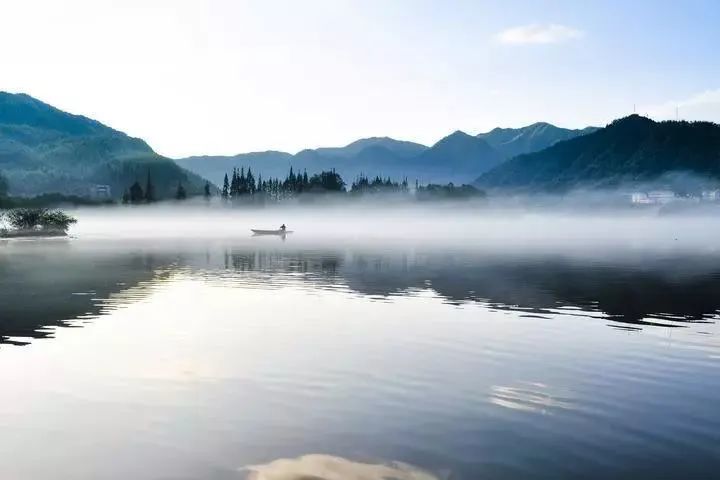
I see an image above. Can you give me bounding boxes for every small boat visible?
[251,229,293,235]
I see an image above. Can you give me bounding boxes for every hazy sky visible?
[1,0,719,157]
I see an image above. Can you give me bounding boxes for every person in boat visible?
[280,224,286,232]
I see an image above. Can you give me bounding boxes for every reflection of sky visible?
[244,454,441,480]
[489,383,575,414]
[0,265,719,479]
[4,234,720,346]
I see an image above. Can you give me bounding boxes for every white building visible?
[702,190,720,202]
[90,184,112,199]
[631,190,676,205]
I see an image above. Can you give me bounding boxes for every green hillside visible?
[477,115,720,192]
[0,92,207,198]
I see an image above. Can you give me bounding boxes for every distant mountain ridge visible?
[314,137,427,159]
[177,121,601,187]
[477,122,599,158]
[2,91,627,196]
[179,131,506,186]
[476,115,720,192]
[0,92,207,198]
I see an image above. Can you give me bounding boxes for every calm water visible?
[1,228,719,479]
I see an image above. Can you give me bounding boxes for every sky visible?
[1,0,719,158]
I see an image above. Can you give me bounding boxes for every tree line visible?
[3,165,483,207]
[219,166,419,201]
[220,167,346,202]
[0,171,7,198]
[122,171,212,204]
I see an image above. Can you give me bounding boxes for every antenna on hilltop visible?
[676,106,679,121]
[633,103,636,114]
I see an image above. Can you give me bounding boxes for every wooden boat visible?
[251,229,293,235]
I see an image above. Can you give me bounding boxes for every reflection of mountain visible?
[223,249,720,328]
[344,253,720,327]
[0,243,177,345]
[3,244,719,346]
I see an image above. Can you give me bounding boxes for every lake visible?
[1,208,719,479]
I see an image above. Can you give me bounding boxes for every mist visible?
[58,197,720,256]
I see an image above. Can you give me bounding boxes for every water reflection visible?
[243,454,443,480]
[489,383,575,414]
[1,240,719,480]
[2,240,720,346]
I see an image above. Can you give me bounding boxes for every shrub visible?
[6,208,46,230]
[40,210,77,232]
[5,208,77,232]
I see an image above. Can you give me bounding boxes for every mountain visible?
[0,92,207,198]
[410,131,504,182]
[177,151,294,188]
[477,122,599,158]
[176,137,431,186]
[476,115,720,192]
[176,132,503,186]
[314,137,428,159]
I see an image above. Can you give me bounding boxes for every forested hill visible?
[476,115,720,192]
[0,92,207,198]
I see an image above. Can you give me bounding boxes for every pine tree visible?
[144,171,155,203]
[246,167,256,194]
[222,174,229,200]
[230,168,238,198]
[288,167,296,193]
[176,182,187,200]
[130,181,144,204]
[122,189,130,204]
[204,181,212,200]
[238,167,244,195]
[0,171,7,197]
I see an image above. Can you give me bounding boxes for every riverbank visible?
[0,229,68,239]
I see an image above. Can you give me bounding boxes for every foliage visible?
[129,181,144,204]
[176,182,187,200]
[3,208,77,232]
[350,175,408,195]
[0,92,209,199]
[39,210,78,231]
[0,171,7,197]
[221,174,229,200]
[221,167,346,203]
[416,183,486,201]
[6,208,46,230]
[478,115,720,192]
[0,193,113,209]
[219,166,486,204]
[308,170,345,192]
[144,172,155,203]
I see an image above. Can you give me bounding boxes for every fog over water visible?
[1,203,719,480]
[67,201,720,253]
